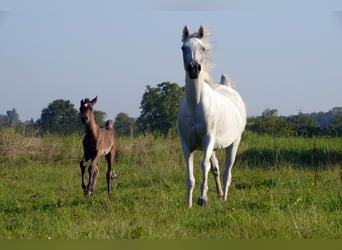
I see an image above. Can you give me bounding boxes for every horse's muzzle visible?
[187,61,201,79]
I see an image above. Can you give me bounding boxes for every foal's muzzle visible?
[187,61,201,79]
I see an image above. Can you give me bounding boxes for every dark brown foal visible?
[79,96,116,195]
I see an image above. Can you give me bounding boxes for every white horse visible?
[177,26,246,208]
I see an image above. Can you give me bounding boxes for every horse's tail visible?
[220,74,235,89]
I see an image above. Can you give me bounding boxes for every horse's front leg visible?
[198,136,215,206]
[80,158,87,193]
[181,143,195,208]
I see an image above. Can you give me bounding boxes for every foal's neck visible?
[85,117,100,137]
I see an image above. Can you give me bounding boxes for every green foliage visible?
[330,113,342,136]
[37,99,82,135]
[6,108,20,128]
[0,130,341,239]
[93,110,107,127]
[114,112,137,137]
[287,112,320,136]
[247,109,292,136]
[247,108,329,137]
[137,82,184,136]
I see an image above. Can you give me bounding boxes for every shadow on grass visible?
[237,147,341,169]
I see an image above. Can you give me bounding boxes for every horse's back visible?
[213,85,246,126]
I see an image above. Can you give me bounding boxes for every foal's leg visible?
[198,136,215,206]
[210,152,224,198]
[223,137,241,201]
[87,156,100,195]
[80,158,87,193]
[105,150,115,195]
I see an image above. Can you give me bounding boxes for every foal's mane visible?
[182,26,215,87]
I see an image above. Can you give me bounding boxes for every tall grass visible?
[0,128,341,239]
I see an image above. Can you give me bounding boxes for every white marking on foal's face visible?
[182,38,206,79]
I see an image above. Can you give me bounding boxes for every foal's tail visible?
[105,120,113,129]
[220,74,235,89]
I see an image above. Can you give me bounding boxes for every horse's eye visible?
[202,47,206,51]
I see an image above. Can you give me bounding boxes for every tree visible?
[0,114,9,128]
[247,109,291,136]
[136,82,184,136]
[37,99,82,135]
[330,113,342,136]
[287,112,320,137]
[6,108,20,128]
[94,110,107,127]
[114,112,136,137]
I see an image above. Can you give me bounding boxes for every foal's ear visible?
[90,96,97,106]
[182,26,189,41]
[198,26,204,39]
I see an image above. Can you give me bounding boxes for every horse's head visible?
[181,26,208,79]
[79,96,97,125]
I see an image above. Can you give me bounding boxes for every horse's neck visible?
[185,73,210,108]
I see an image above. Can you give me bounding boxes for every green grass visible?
[0,129,341,239]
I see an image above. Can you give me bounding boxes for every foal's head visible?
[79,96,97,125]
[181,26,211,80]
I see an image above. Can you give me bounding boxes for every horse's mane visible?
[190,28,236,90]
[198,27,215,87]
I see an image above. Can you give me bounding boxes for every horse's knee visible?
[187,177,195,191]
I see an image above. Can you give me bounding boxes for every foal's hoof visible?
[84,190,93,196]
[111,172,118,179]
[197,197,209,206]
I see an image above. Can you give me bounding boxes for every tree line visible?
[247,108,342,137]
[1,81,341,137]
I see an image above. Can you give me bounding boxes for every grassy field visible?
[0,128,341,239]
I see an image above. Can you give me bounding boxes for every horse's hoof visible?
[111,172,118,179]
[197,197,208,206]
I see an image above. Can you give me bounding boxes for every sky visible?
[1,0,342,121]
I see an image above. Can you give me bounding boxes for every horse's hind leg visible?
[223,137,241,201]
[210,152,223,198]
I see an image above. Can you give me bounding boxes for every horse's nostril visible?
[187,62,201,72]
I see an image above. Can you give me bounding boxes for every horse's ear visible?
[198,26,204,39]
[90,96,97,106]
[182,26,189,41]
